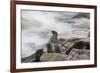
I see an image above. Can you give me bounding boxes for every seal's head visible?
[51,31,57,35]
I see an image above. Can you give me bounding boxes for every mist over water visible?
[21,10,90,58]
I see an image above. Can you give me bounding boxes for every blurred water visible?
[21,10,90,58]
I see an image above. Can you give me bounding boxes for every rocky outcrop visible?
[66,48,90,60]
[22,37,90,62]
[58,38,90,55]
[40,53,67,62]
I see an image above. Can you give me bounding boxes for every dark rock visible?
[79,54,90,60]
[72,13,90,19]
[34,49,44,62]
[21,53,35,63]
[69,41,90,50]
[66,48,90,60]
[64,38,90,55]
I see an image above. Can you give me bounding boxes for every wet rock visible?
[66,48,90,60]
[79,54,90,60]
[40,53,67,62]
[22,37,90,63]
[66,49,79,60]
[34,49,44,62]
[65,39,90,55]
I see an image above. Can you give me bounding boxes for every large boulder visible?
[66,48,90,60]
[40,53,67,62]
[63,38,90,55]
[78,54,90,60]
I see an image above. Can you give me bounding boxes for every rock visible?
[65,40,90,55]
[72,13,90,19]
[66,49,79,60]
[66,48,90,60]
[40,53,67,62]
[76,49,90,55]
[79,54,90,60]
[68,41,90,50]
[21,53,36,63]
[34,49,44,62]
